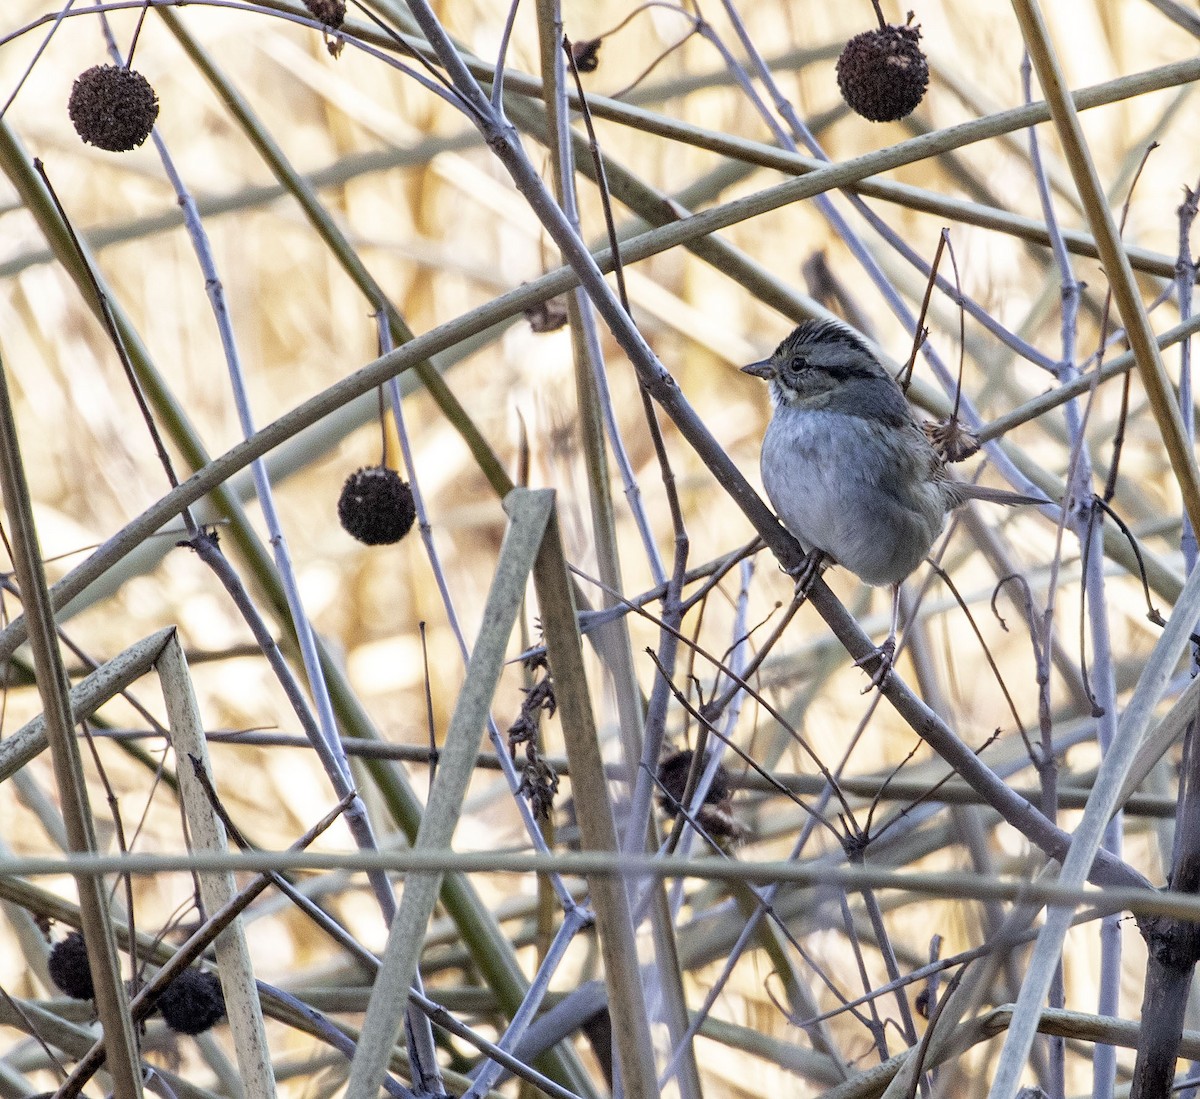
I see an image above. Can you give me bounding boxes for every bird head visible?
[741,319,890,406]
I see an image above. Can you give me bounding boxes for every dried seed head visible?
[924,417,980,463]
[571,38,603,74]
[525,296,570,333]
[303,0,346,28]
[657,749,746,844]
[656,749,731,816]
[337,466,417,545]
[48,932,94,1000]
[836,21,928,122]
[158,969,226,1035]
[68,64,159,151]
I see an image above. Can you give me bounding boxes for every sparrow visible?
[742,318,1044,686]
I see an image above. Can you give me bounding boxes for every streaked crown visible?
[769,319,887,382]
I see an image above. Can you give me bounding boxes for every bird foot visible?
[786,549,827,602]
[855,637,896,692]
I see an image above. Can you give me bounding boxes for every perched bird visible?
[742,318,1044,685]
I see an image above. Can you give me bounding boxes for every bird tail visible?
[946,482,1050,508]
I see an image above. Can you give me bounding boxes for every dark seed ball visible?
[836,23,929,123]
[656,749,731,816]
[571,37,602,74]
[337,466,417,545]
[524,296,570,333]
[48,932,94,999]
[158,969,226,1035]
[67,64,160,152]
[303,0,346,27]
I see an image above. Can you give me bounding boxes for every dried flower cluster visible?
[509,654,559,822]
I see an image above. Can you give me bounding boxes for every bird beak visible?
[740,359,775,380]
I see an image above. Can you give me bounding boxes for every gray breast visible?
[760,407,947,585]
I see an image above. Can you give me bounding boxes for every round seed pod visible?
[337,466,416,545]
[571,38,603,74]
[158,969,226,1035]
[48,932,94,1000]
[657,749,746,844]
[656,749,731,817]
[836,22,928,122]
[67,64,159,152]
[303,0,346,28]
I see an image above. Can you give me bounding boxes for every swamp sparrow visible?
[742,318,1044,685]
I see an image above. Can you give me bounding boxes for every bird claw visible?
[855,637,896,692]
[786,549,827,602]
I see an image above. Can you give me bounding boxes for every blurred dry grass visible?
[0,0,1198,1096]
